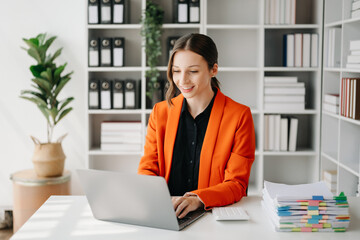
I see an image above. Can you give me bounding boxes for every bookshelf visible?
[321,0,360,196]
[86,0,324,195]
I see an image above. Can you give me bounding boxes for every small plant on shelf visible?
[140,0,164,106]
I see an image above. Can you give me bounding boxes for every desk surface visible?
[11,196,360,240]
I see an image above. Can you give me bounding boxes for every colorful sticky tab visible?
[308,210,319,215]
[312,195,324,200]
[308,219,319,224]
[334,192,347,201]
[301,227,312,232]
[312,224,323,228]
[308,206,319,210]
[311,215,322,219]
[323,223,331,228]
[308,200,320,206]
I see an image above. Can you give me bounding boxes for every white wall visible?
[0,0,87,206]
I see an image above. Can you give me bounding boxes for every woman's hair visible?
[166,33,220,106]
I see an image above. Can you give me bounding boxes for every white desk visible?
[11,196,360,240]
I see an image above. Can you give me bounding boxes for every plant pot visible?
[31,137,66,177]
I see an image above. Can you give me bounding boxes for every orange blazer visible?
[138,90,255,209]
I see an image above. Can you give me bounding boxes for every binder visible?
[88,79,100,109]
[100,0,112,24]
[113,79,124,109]
[151,80,163,106]
[112,0,127,24]
[100,38,112,66]
[88,38,100,67]
[113,37,125,67]
[100,79,112,109]
[174,0,188,23]
[124,79,136,109]
[167,36,179,62]
[189,0,200,23]
[88,0,100,24]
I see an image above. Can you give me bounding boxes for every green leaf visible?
[59,97,74,111]
[22,38,39,49]
[43,36,56,52]
[38,105,51,124]
[32,78,52,95]
[50,107,58,121]
[21,90,47,104]
[50,48,62,63]
[53,63,66,84]
[55,107,73,125]
[27,48,42,63]
[54,72,72,97]
[30,65,46,78]
[36,33,46,45]
[20,96,47,108]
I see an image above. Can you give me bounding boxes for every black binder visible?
[88,79,100,109]
[167,36,179,62]
[100,38,113,66]
[88,38,100,67]
[113,38,125,67]
[100,79,112,109]
[151,80,163,105]
[88,0,100,24]
[124,79,136,109]
[174,0,189,23]
[189,0,200,23]
[112,79,124,109]
[112,0,128,24]
[100,0,112,24]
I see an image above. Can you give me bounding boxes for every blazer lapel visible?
[164,95,184,181]
[198,90,225,189]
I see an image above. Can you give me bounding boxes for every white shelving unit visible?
[86,0,324,195]
[321,0,360,197]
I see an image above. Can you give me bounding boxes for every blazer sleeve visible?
[192,107,256,210]
[138,104,160,176]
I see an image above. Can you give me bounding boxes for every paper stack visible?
[264,76,305,111]
[262,181,350,232]
[346,40,360,69]
[322,170,337,195]
[323,93,340,114]
[100,121,142,151]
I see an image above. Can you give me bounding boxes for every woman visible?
[138,33,255,219]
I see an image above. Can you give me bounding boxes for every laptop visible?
[77,169,206,231]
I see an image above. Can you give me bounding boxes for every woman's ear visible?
[211,63,218,77]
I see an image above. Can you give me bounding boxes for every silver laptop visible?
[77,169,206,231]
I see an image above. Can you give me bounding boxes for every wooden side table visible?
[10,169,71,232]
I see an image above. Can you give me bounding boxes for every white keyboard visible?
[212,206,249,221]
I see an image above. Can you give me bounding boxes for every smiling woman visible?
[138,33,256,219]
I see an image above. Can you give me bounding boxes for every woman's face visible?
[172,50,217,100]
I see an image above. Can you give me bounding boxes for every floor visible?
[0,228,13,240]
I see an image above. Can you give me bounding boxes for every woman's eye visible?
[173,70,180,73]
[190,71,198,73]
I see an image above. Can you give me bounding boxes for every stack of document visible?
[262,181,350,232]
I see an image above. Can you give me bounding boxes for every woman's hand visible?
[172,194,204,219]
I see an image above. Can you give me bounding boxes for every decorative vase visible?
[31,136,66,177]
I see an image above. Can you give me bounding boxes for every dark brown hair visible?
[166,33,220,106]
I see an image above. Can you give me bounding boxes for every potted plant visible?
[20,33,74,177]
[140,1,164,108]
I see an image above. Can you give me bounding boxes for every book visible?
[323,170,337,183]
[101,121,142,131]
[290,0,296,24]
[101,135,142,144]
[264,95,305,103]
[311,33,318,67]
[352,8,360,19]
[324,93,340,105]
[323,102,339,114]
[302,33,311,67]
[286,34,295,67]
[264,115,269,151]
[264,82,305,87]
[264,102,305,111]
[350,40,360,51]
[101,143,142,151]
[264,87,305,95]
[353,78,360,119]
[352,0,360,11]
[350,50,360,55]
[264,76,298,84]
[294,33,303,67]
[332,28,342,67]
[346,63,360,68]
[269,115,275,151]
[274,115,281,151]
[288,117,298,151]
[347,54,360,63]
[280,117,288,151]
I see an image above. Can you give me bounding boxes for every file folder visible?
[100,38,112,66]
[89,38,100,67]
[189,0,200,23]
[151,80,163,105]
[174,0,188,23]
[124,79,136,109]
[167,36,179,62]
[113,79,124,109]
[100,79,112,109]
[113,37,124,67]
[88,0,100,24]
[89,79,100,109]
[100,0,112,24]
[112,0,127,24]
